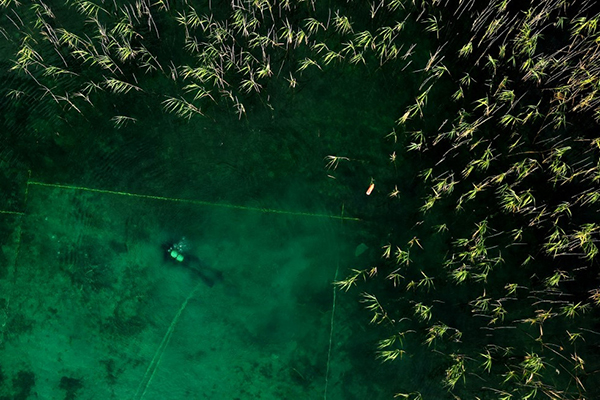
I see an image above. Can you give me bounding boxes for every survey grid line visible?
[26,180,361,221]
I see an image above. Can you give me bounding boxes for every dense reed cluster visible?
[335,0,600,398]
[2,0,600,398]
[0,0,415,124]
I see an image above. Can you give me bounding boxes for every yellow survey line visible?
[27,180,361,221]
[0,210,25,216]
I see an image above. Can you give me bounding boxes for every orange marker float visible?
[366,179,375,195]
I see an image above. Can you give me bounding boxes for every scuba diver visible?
[163,237,223,287]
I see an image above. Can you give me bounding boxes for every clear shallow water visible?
[0,38,402,400]
[2,184,356,398]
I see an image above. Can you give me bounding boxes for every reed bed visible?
[335,0,600,398]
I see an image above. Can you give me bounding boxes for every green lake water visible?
[2,1,600,399]
[0,34,404,400]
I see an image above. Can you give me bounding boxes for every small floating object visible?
[366,180,375,195]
